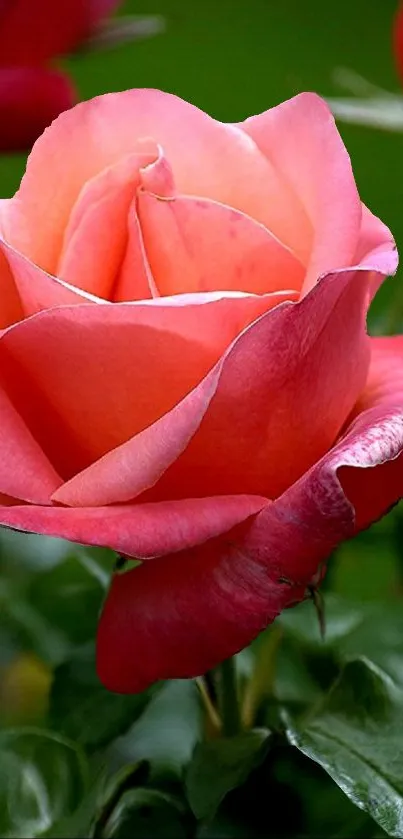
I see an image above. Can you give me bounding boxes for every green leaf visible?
[0,727,88,838]
[49,644,157,751]
[109,681,203,781]
[98,788,189,839]
[278,595,403,688]
[28,551,110,648]
[286,657,403,837]
[185,728,270,821]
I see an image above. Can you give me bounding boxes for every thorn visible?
[308,585,326,640]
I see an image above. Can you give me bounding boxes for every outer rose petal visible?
[0,495,267,559]
[353,204,398,297]
[338,336,403,530]
[0,66,75,152]
[240,93,362,290]
[0,292,290,483]
[2,89,310,274]
[94,337,403,693]
[48,291,294,506]
[148,266,371,501]
[0,0,121,65]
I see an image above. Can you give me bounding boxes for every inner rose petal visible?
[57,149,157,300]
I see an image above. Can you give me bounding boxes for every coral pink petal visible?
[138,192,304,296]
[0,383,61,503]
[0,66,75,153]
[0,494,267,559]
[0,238,106,317]
[240,93,362,289]
[150,267,372,502]
[0,293,284,484]
[337,336,403,530]
[0,0,121,65]
[0,202,23,327]
[353,204,398,296]
[50,290,294,506]
[4,89,309,274]
[57,152,155,299]
[0,254,22,328]
[95,338,403,693]
[112,206,156,301]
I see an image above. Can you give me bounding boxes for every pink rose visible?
[0,89,400,693]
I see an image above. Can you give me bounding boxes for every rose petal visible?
[57,152,155,299]
[138,191,304,296]
[0,380,61,503]
[337,336,403,530]
[2,89,308,273]
[0,252,22,328]
[0,494,267,558]
[240,93,362,290]
[0,292,288,484]
[112,206,157,301]
[353,204,398,297]
[0,201,24,328]
[94,337,403,693]
[0,237,107,317]
[149,266,371,502]
[49,290,293,506]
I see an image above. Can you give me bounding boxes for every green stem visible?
[214,657,242,736]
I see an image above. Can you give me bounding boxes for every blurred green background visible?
[1,2,403,837]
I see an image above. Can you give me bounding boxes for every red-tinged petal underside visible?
[0,292,288,484]
[0,66,75,153]
[239,93,362,290]
[2,89,310,274]
[44,263,371,508]
[145,266,371,501]
[338,335,403,531]
[92,336,403,693]
[0,0,121,65]
[0,494,267,559]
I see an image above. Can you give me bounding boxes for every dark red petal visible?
[393,2,403,85]
[0,66,75,152]
[96,337,403,693]
[0,0,121,65]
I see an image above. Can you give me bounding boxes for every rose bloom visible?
[0,89,400,693]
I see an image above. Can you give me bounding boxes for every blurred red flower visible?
[394,1,403,84]
[0,0,121,151]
